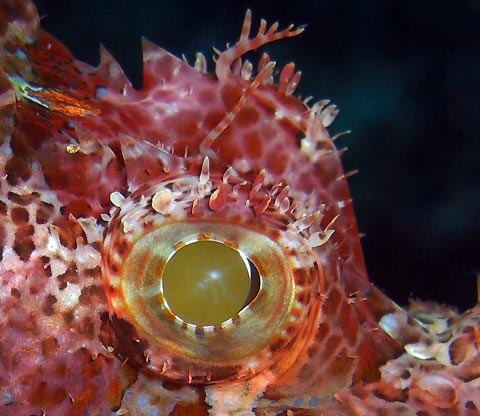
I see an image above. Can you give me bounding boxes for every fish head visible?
[0,2,417,415]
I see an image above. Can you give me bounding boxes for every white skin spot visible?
[75,245,101,269]
[110,191,126,208]
[152,189,175,215]
[58,282,81,309]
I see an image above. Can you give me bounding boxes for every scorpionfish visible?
[0,1,479,415]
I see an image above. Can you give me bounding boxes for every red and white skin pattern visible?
[0,1,478,415]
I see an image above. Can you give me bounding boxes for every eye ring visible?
[102,173,324,384]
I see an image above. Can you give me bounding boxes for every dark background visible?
[34,0,479,311]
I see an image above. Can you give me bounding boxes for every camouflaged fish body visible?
[0,1,479,415]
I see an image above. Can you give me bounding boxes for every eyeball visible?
[101,164,324,384]
[161,239,259,326]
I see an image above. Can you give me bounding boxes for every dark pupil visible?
[162,240,257,325]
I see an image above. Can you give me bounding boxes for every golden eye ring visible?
[102,174,324,384]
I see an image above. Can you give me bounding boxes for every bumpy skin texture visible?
[0,1,479,415]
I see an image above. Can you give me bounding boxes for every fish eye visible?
[101,166,325,384]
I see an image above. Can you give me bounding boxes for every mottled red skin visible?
[0,1,479,415]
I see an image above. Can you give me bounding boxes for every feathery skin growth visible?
[0,1,479,415]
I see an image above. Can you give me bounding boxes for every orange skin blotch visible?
[24,85,101,116]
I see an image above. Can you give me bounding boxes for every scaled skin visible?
[0,1,479,415]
